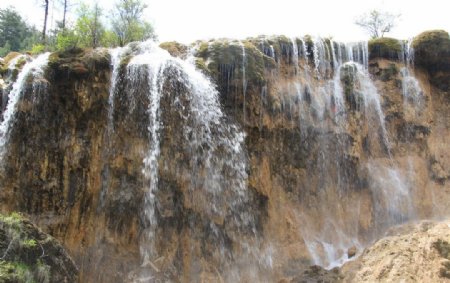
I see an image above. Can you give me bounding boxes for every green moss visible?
[195,41,210,59]
[2,52,22,66]
[22,239,37,249]
[412,30,450,72]
[380,63,398,81]
[196,39,268,86]
[0,212,23,228]
[0,261,36,283]
[368,37,402,60]
[159,41,188,58]
[341,63,364,110]
[194,58,209,74]
[0,66,7,76]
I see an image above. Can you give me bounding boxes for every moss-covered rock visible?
[0,212,78,282]
[341,63,364,111]
[412,30,450,72]
[368,37,403,60]
[48,48,110,80]
[159,41,188,59]
[194,39,271,87]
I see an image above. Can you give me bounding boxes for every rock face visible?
[341,220,450,282]
[0,30,449,282]
[0,212,78,282]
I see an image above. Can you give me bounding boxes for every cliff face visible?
[0,30,449,282]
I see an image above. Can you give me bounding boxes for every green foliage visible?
[111,0,157,46]
[56,29,78,51]
[100,30,119,48]
[0,1,157,51]
[0,7,40,55]
[0,211,23,227]
[0,41,11,57]
[22,239,37,249]
[31,44,46,55]
[0,261,35,283]
[74,3,104,48]
[35,260,50,283]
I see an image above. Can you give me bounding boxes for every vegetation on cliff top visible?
[0,0,157,56]
[412,30,450,71]
[194,39,273,86]
[368,37,402,60]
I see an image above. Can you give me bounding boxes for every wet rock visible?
[347,246,357,258]
[292,265,342,283]
[159,41,188,59]
[368,37,403,61]
[413,30,450,72]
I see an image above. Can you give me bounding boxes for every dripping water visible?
[0,52,50,161]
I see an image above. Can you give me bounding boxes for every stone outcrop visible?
[0,212,78,282]
[368,37,403,61]
[341,220,450,282]
[0,30,449,282]
[413,30,450,91]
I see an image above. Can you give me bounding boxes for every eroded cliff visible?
[0,30,449,282]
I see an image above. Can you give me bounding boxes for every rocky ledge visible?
[341,220,450,282]
[0,212,78,282]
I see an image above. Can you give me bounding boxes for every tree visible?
[355,10,400,39]
[111,0,156,46]
[42,0,50,44]
[75,3,105,48]
[0,7,40,56]
[60,0,68,30]
[0,7,28,52]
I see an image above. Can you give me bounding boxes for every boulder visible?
[368,37,403,61]
[0,212,78,282]
[412,30,450,72]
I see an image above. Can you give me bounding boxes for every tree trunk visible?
[42,0,49,44]
[92,4,99,48]
[62,0,67,30]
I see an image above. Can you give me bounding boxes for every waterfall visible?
[274,37,418,268]
[400,39,424,118]
[0,52,50,161]
[241,42,247,124]
[108,41,257,278]
[107,47,127,132]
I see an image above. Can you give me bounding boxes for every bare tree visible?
[355,10,400,39]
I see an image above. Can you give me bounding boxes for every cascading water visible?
[241,42,247,124]
[262,36,418,268]
[106,41,265,281]
[400,39,425,118]
[0,52,50,161]
[0,33,436,282]
[107,47,127,132]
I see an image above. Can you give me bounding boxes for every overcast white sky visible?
[3,0,449,43]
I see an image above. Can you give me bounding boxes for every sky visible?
[3,0,450,44]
